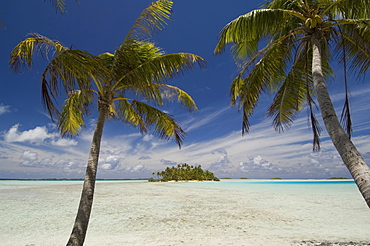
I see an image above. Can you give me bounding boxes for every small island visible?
[149,163,220,182]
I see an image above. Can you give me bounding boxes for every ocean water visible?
[1,179,369,246]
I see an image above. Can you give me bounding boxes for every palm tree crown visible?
[11,1,205,148]
[215,0,370,208]
[215,0,369,150]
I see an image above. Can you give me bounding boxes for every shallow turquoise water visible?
[0,179,369,245]
[171,179,357,193]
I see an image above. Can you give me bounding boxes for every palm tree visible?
[10,1,205,245]
[215,0,370,208]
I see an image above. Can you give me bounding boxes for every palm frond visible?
[263,0,305,11]
[41,49,106,119]
[339,38,352,138]
[113,40,164,81]
[159,84,198,111]
[116,99,147,131]
[45,0,66,13]
[125,0,173,41]
[58,90,92,136]
[334,0,370,19]
[9,33,68,72]
[340,91,352,138]
[267,59,309,132]
[232,34,294,133]
[114,52,206,103]
[116,99,186,148]
[215,9,292,56]
[307,92,322,152]
[45,0,80,13]
[337,20,370,76]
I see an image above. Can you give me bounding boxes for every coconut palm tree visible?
[215,0,370,208]
[10,1,205,245]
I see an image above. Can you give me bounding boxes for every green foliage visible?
[9,0,206,148]
[215,0,370,151]
[149,163,220,182]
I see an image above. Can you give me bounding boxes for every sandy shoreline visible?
[1,180,369,246]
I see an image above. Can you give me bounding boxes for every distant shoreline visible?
[0,178,354,182]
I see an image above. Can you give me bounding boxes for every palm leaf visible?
[232,36,293,134]
[41,49,106,120]
[307,91,322,152]
[45,0,80,13]
[114,52,205,102]
[215,9,291,56]
[112,40,164,83]
[58,90,92,136]
[125,0,173,41]
[334,0,370,19]
[267,59,309,132]
[159,84,198,111]
[10,33,108,120]
[9,33,67,72]
[116,99,186,148]
[338,20,370,76]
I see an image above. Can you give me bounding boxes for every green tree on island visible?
[149,163,220,182]
[215,0,370,208]
[10,1,205,245]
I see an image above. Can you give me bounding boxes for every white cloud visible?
[209,149,234,171]
[0,104,11,115]
[124,164,147,173]
[184,106,230,132]
[238,156,282,174]
[21,150,38,161]
[3,124,78,147]
[51,138,78,147]
[53,159,82,170]
[20,150,39,167]
[99,155,121,170]
[143,134,154,142]
[4,124,57,144]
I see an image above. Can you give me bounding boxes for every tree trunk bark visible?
[66,100,108,245]
[311,34,370,208]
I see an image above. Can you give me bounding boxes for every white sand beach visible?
[1,179,369,246]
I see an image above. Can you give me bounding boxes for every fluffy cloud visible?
[53,159,81,170]
[238,155,282,174]
[123,164,147,173]
[99,155,121,170]
[5,124,56,144]
[20,150,39,167]
[4,124,78,147]
[209,149,234,171]
[17,149,83,170]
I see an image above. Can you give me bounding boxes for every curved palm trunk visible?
[66,101,108,245]
[311,35,370,208]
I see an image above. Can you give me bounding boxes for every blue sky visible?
[0,0,369,179]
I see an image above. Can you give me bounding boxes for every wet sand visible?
[1,180,369,246]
